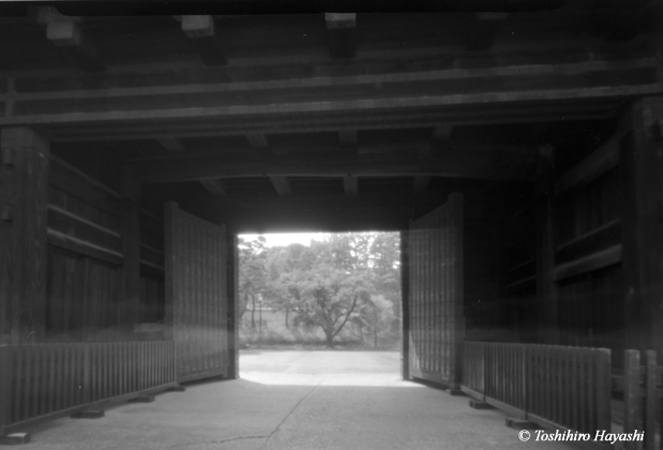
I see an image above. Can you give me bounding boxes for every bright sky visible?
[240,232,327,248]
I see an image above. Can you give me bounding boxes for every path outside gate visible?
[19,350,581,450]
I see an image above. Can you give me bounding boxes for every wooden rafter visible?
[181,15,227,65]
[36,7,106,72]
[325,13,356,59]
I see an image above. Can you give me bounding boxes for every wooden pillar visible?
[163,202,177,341]
[120,164,141,334]
[0,127,50,344]
[400,229,410,380]
[619,96,663,352]
[535,147,559,344]
[226,230,239,379]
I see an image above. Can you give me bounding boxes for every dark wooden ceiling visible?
[0,2,660,232]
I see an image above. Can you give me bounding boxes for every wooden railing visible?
[462,342,611,434]
[0,341,176,436]
[620,350,661,450]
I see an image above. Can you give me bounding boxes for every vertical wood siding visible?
[408,193,463,388]
[166,204,229,382]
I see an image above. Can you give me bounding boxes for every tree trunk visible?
[325,332,334,348]
[250,294,256,328]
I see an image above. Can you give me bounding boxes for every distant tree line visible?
[238,232,401,348]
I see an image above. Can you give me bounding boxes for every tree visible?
[289,265,372,347]
[238,236,267,328]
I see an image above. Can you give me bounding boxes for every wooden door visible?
[165,203,229,382]
[408,193,464,389]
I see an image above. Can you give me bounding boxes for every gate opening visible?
[237,231,402,380]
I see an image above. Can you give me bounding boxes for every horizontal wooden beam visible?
[181,15,227,65]
[343,175,358,195]
[49,99,619,142]
[555,219,621,266]
[555,133,621,196]
[553,244,622,281]
[269,176,291,196]
[47,228,124,266]
[4,51,656,130]
[49,155,122,215]
[37,7,106,72]
[139,142,540,183]
[200,179,227,197]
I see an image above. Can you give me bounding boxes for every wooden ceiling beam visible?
[139,143,540,183]
[343,175,358,196]
[49,100,619,142]
[181,15,227,65]
[269,176,291,196]
[36,7,106,72]
[325,13,356,59]
[200,178,227,197]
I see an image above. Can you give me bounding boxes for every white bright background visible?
[239,232,327,248]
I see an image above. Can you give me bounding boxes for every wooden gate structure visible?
[165,203,229,383]
[0,2,662,443]
[407,193,464,389]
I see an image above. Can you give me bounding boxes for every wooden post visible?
[623,349,641,450]
[226,230,239,379]
[0,346,12,436]
[642,350,656,450]
[400,229,410,380]
[163,202,177,342]
[449,192,465,390]
[620,96,663,352]
[0,127,50,344]
[535,147,559,344]
[594,348,611,432]
[120,164,141,334]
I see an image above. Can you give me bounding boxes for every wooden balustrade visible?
[462,342,611,434]
[0,341,175,436]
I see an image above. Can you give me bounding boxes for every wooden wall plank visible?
[166,203,229,382]
[619,96,663,351]
[0,127,50,344]
[226,231,239,379]
[120,164,141,331]
[408,193,464,388]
